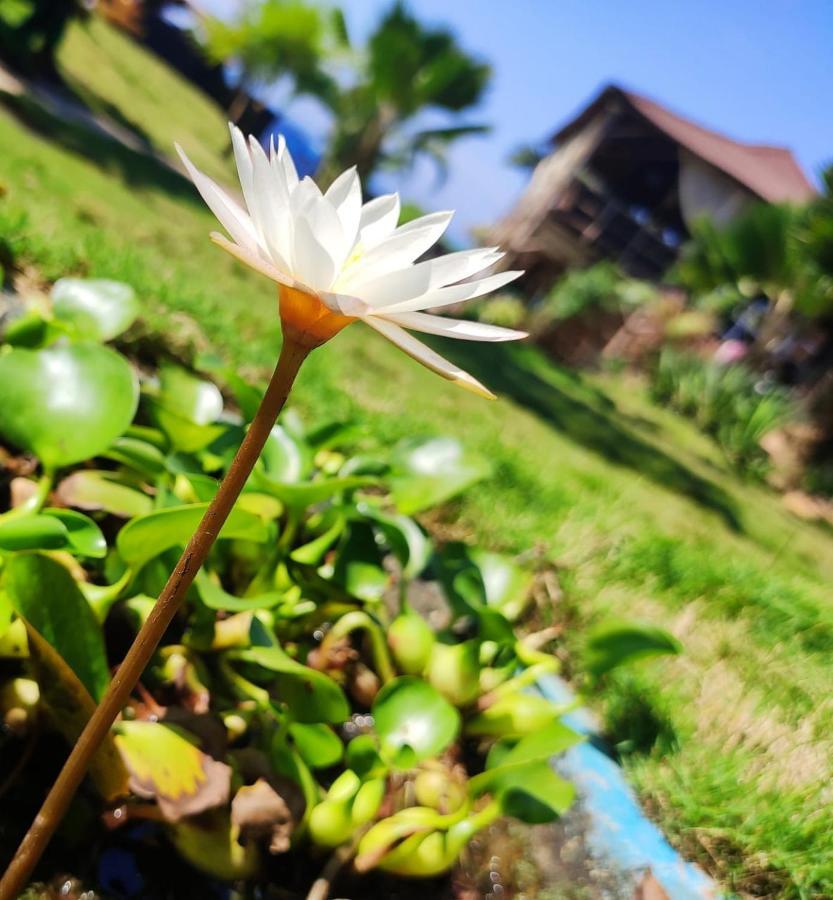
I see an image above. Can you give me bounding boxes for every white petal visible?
[176,143,259,252]
[394,210,453,239]
[352,263,434,309]
[303,193,348,272]
[293,216,337,289]
[325,167,362,246]
[278,136,299,192]
[359,194,400,247]
[247,135,293,270]
[209,232,294,287]
[364,316,495,399]
[337,223,449,293]
[230,125,256,216]
[291,176,324,217]
[381,311,527,341]
[423,248,504,289]
[319,290,370,317]
[381,270,524,314]
[359,248,504,311]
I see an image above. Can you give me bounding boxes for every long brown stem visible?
[0,337,310,899]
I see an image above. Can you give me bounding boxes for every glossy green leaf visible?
[472,759,575,824]
[0,343,139,467]
[51,278,140,342]
[4,553,110,700]
[0,514,69,552]
[101,436,167,478]
[389,436,490,514]
[24,625,128,800]
[232,645,350,724]
[195,570,283,612]
[3,308,52,348]
[0,590,12,639]
[290,512,345,565]
[372,677,460,768]
[41,508,107,558]
[345,734,386,779]
[147,364,225,452]
[433,542,486,617]
[471,550,533,622]
[56,470,153,518]
[260,424,310,483]
[305,420,363,451]
[356,503,431,578]
[289,722,344,769]
[583,620,683,677]
[254,474,375,511]
[484,720,585,771]
[117,503,270,569]
[156,363,224,425]
[332,522,389,602]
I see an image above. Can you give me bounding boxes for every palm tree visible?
[200,0,342,127]
[317,1,491,185]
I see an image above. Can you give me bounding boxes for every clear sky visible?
[196,0,833,244]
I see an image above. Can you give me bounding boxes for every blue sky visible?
[196,0,833,243]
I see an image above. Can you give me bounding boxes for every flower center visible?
[278,284,356,349]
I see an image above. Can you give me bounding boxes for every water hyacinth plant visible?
[0,284,681,895]
[0,274,597,896]
[0,126,532,895]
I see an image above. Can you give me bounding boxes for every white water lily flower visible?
[176,125,525,398]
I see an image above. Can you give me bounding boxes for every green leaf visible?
[0,590,12,639]
[56,470,153,518]
[232,645,350,724]
[117,503,270,569]
[345,734,385,779]
[289,722,344,769]
[0,343,139,468]
[42,508,107,558]
[389,436,490,514]
[101,436,167,478]
[471,550,533,622]
[260,424,310,483]
[147,364,225,452]
[4,553,110,700]
[583,620,683,677]
[485,720,585,771]
[0,514,69,552]
[356,503,431,578]
[155,363,224,425]
[372,676,460,768]
[472,759,574,824]
[290,512,345,565]
[51,278,140,342]
[332,522,389,602]
[3,309,53,348]
[195,570,283,612]
[254,474,375,511]
[24,625,128,800]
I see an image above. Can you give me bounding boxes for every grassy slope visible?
[1,17,832,896]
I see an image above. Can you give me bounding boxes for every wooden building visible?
[492,84,815,295]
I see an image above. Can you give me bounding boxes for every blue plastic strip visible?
[537,674,718,899]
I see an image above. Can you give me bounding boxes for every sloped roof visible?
[553,85,815,205]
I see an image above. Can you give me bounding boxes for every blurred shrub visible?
[530,262,656,334]
[650,349,796,476]
[474,293,527,329]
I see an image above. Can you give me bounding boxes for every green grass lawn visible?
[2,16,833,897]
